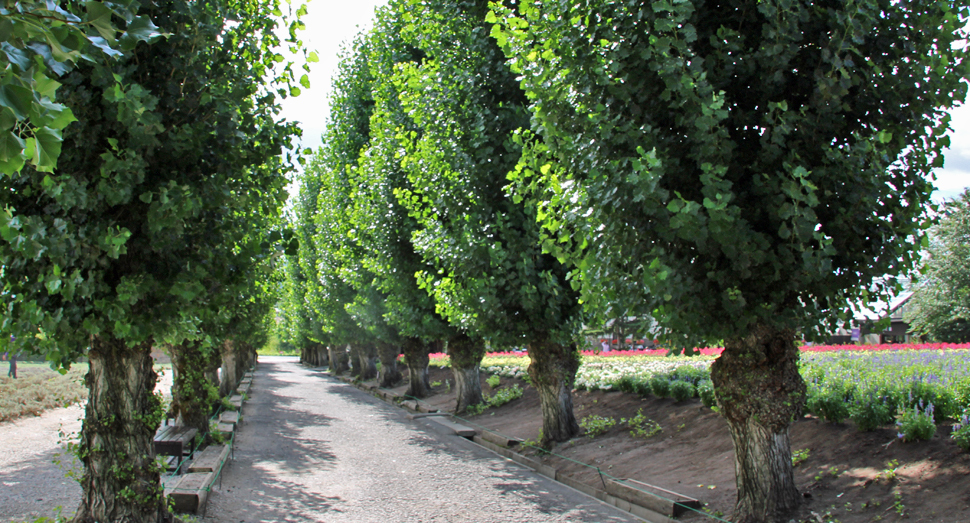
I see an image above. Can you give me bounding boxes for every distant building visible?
[827,292,915,345]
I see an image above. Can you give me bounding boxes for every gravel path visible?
[206,357,641,523]
[0,365,175,523]
[0,403,84,522]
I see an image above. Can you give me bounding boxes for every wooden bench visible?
[168,472,215,513]
[154,425,199,458]
[228,394,243,410]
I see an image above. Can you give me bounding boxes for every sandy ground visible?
[0,365,174,523]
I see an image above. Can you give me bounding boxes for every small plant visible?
[697,380,716,408]
[580,414,617,438]
[893,492,906,516]
[445,380,451,393]
[622,409,662,438]
[951,408,970,450]
[895,400,936,442]
[876,459,899,482]
[430,380,442,388]
[487,384,523,407]
[649,375,670,398]
[669,380,696,402]
[486,374,501,388]
[791,448,810,467]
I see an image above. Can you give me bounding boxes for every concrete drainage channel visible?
[333,373,710,523]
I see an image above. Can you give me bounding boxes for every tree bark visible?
[328,345,348,375]
[709,324,806,523]
[376,342,402,388]
[358,343,378,380]
[448,334,485,413]
[72,336,166,523]
[528,337,580,445]
[402,337,432,398]
[170,342,219,438]
[348,344,362,378]
[219,339,239,397]
[314,343,329,366]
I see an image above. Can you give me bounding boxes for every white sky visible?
[278,0,968,203]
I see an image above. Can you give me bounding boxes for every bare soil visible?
[380,365,970,523]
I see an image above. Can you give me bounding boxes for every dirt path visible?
[206,357,640,523]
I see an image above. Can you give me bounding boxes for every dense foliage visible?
[907,190,970,342]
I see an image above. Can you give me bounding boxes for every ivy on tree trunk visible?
[72,337,165,523]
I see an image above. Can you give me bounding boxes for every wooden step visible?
[188,444,230,473]
[168,472,214,514]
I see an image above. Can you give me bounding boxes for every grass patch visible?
[0,363,89,422]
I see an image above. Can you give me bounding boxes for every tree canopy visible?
[907,190,970,342]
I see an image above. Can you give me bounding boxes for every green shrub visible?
[698,380,716,409]
[895,401,936,442]
[849,396,893,432]
[951,408,970,451]
[807,388,850,423]
[649,375,670,398]
[580,414,617,438]
[486,374,501,388]
[669,380,696,402]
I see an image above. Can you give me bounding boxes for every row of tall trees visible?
[0,0,308,520]
[284,0,968,522]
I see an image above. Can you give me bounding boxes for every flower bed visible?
[430,343,970,443]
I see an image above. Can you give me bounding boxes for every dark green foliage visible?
[669,380,697,402]
[494,0,970,347]
[649,375,671,398]
[807,388,850,424]
[849,396,893,432]
[907,190,970,343]
[698,380,717,409]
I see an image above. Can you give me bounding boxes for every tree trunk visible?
[358,343,378,380]
[376,342,402,388]
[72,336,165,523]
[528,337,580,445]
[204,355,221,400]
[709,325,806,523]
[348,344,362,378]
[328,345,347,375]
[448,335,485,413]
[314,343,329,366]
[402,337,432,398]
[170,342,219,438]
[219,339,238,397]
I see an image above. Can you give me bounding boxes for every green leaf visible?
[31,127,63,172]
[0,130,25,161]
[0,84,34,120]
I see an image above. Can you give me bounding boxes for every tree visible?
[907,190,970,342]
[353,9,458,398]
[0,0,307,519]
[493,0,968,519]
[391,0,584,439]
